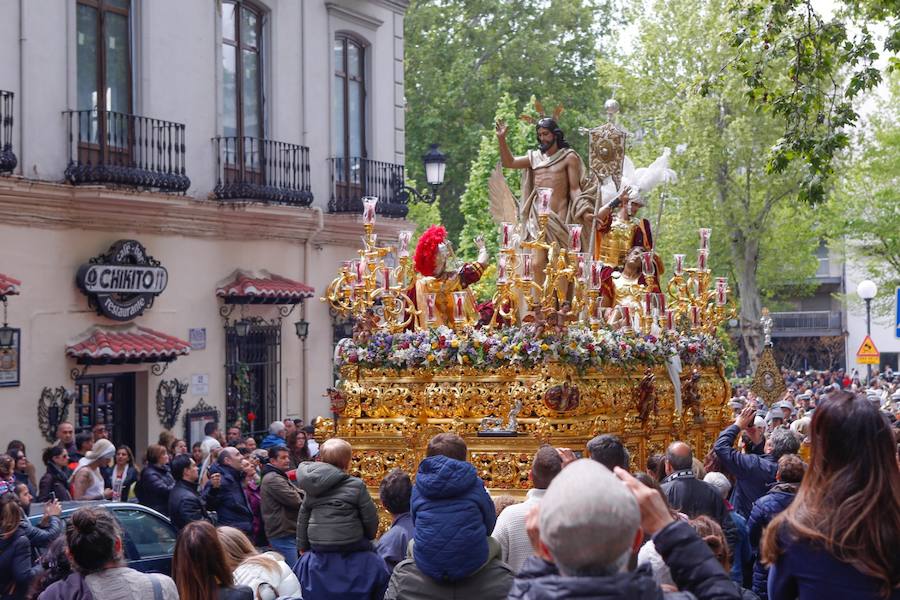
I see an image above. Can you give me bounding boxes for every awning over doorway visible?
[66,325,191,365]
[215,269,315,304]
[0,273,21,297]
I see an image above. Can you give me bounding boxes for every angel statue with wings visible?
[492,101,614,282]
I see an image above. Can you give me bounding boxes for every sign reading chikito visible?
[76,240,168,321]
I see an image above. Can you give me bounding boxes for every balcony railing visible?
[213,136,313,207]
[64,109,190,193]
[0,90,16,174]
[771,310,842,333]
[328,156,408,217]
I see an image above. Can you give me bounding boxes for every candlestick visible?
[641,252,656,277]
[590,261,603,290]
[699,228,711,250]
[715,277,727,306]
[575,253,587,280]
[351,260,364,286]
[382,267,392,291]
[644,292,653,314]
[697,249,709,271]
[665,309,675,331]
[690,305,701,328]
[674,254,685,276]
[425,293,437,324]
[453,291,467,323]
[497,254,508,283]
[536,187,553,216]
[398,230,412,257]
[521,253,533,281]
[362,196,378,225]
[568,224,583,251]
[500,222,514,250]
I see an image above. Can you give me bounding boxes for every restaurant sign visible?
[76,240,168,321]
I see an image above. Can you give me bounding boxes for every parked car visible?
[28,501,176,575]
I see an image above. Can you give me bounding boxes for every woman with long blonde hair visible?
[217,526,300,600]
[762,391,900,599]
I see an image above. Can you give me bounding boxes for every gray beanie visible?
[539,459,639,575]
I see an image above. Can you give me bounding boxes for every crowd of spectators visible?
[0,383,898,599]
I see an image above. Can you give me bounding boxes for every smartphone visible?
[49,491,56,503]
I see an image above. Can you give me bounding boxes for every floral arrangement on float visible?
[335,325,724,372]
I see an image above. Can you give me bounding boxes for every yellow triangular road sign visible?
[856,335,880,364]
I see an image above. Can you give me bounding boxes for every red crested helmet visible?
[414,225,447,277]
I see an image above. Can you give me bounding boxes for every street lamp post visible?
[857,279,877,384]
[396,143,447,204]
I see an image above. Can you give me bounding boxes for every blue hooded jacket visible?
[410,455,496,582]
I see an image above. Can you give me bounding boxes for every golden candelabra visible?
[323,218,419,332]
[324,202,735,337]
[666,266,737,334]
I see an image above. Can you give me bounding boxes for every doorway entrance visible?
[73,373,136,450]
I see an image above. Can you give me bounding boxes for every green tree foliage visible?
[404,0,614,244]
[607,0,821,366]
[826,71,900,316]
[720,0,897,202]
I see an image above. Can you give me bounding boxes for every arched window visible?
[222,1,263,141]
[333,34,367,184]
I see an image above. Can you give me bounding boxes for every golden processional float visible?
[318,104,735,498]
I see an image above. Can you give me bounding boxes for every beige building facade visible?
[0,0,410,455]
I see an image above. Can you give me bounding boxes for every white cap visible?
[539,459,639,575]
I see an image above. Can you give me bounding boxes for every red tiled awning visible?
[0,273,21,297]
[215,269,315,304]
[66,325,191,365]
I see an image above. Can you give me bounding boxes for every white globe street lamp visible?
[856,279,877,383]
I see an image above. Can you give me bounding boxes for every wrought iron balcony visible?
[771,310,843,337]
[213,136,313,207]
[328,156,408,217]
[0,90,16,174]
[64,109,190,193]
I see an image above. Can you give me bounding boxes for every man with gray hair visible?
[714,405,801,517]
[508,459,739,599]
[260,420,287,450]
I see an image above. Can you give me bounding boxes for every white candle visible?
[568,224,583,251]
[425,293,437,323]
[690,305,701,327]
[453,291,467,323]
[590,261,603,290]
[674,254,685,276]
[521,253,533,281]
[351,260,364,286]
[699,228,711,250]
[500,222,514,250]
[575,253,587,280]
[697,249,709,271]
[497,254,508,283]
[398,230,412,257]
[641,252,655,277]
[536,187,553,216]
[362,196,378,225]
[716,277,727,306]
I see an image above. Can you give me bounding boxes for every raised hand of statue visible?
[494,119,508,139]
[474,235,486,250]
